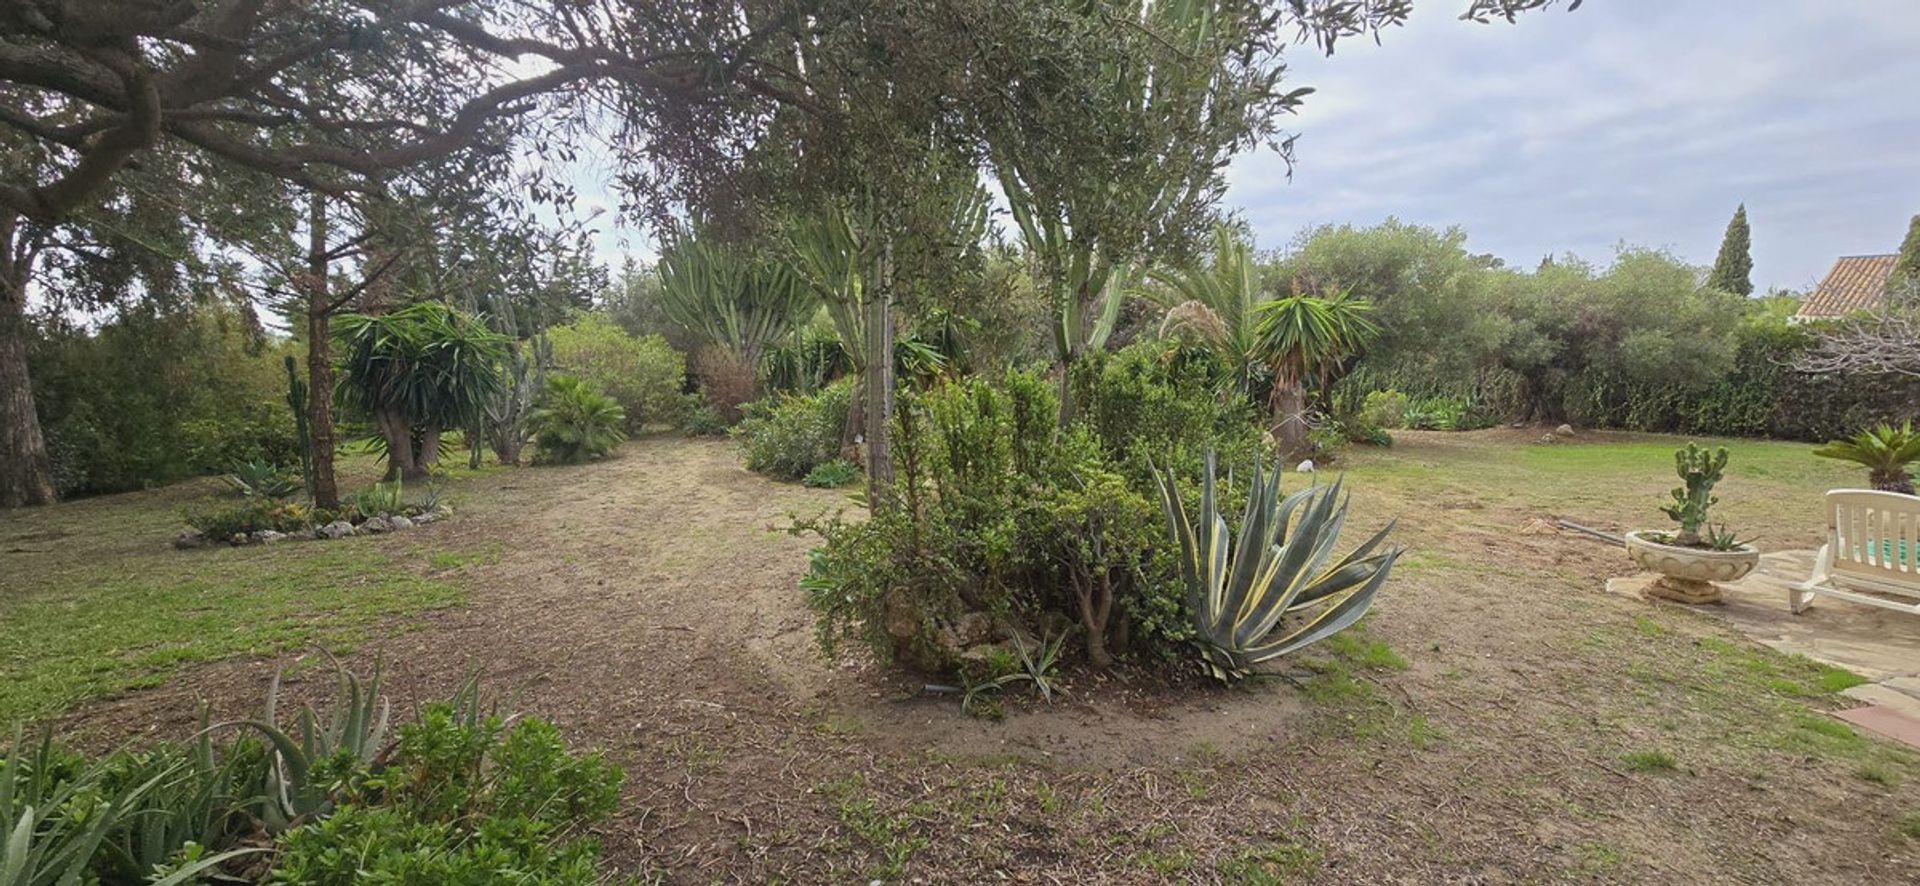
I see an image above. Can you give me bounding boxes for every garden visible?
[5,1,1920,884]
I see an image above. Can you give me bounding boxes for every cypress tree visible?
[1892,214,1920,292]
[1707,204,1753,295]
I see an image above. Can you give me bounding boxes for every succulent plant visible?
[1153,451,1400,682]
[1659,443,1728,547]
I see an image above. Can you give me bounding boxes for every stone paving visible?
[1610,549,1920,750]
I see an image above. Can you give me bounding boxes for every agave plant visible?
[224,459,300,500]
[1813,421,1920,495]
[1154,451,1401,682]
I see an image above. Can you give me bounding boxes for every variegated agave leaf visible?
[1155,451,1401,682]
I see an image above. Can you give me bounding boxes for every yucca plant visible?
[528,375,627,464]
[1153,451,1401,683]
[1813,421,1920,495]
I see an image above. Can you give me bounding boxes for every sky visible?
[576,1,1920,294]
[1231,0,1920,292]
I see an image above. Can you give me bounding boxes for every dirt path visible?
[62,436,1920,884]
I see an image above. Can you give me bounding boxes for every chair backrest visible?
[1826,489,1920,585]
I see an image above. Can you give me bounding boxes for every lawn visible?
[0,453,481,725]
[4,431,1916,884]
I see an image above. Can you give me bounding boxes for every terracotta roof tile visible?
[1797,254,1897,319]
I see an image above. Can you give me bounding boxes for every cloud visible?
[1231,0,1920,291]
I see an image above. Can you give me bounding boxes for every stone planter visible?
[1624,530,1759,604]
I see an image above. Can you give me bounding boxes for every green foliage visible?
[657,230,816,361]
[802,459,861,489]
[272,708,622,885]
[762,316,851,395]
[182,499,321,539]
[335,303,509,434]
[1813,421,1920,494]
[677,400,731,437]
[347,481,407,521]
[1,661,618,886]
[961,631,1068,715]
[241,662,392,832]
[546,314,687,431]
[1659,444,1729,547]
[1893,215,1920,292]
[31,301,295,497]
[801,354,1271,674]
[285,355,314,497]
[528,376,628,464]
[735,379,853,481]
[0,727,260,886]
[224,459,300,500]
[1358,390,1409,430]
[1707,204,1753,296]
[1154,451,1401,682]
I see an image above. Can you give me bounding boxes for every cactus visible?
[1659,443,1727,546]
[284,355,314,498]
[485,335,550,466]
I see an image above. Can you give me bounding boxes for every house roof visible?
[1796,254,1897,319]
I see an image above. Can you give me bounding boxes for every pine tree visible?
[1707,204,1753,295]
[1892,214,1920,291]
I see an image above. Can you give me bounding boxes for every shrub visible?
[31,301,296,497]
[529,376,628,464]
[183,499,319,539]
[735,379,853,481]
[271,708,623,885]
[800,357,1269,676]
[678,397,731,436]
[547,314,687,432]
[802,459,861,488]
[691,345,760,423]
[1358,389,1409,429]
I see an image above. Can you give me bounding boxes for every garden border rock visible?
[172,506,452,550]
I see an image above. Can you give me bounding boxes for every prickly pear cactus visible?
[1659,443,1728,546]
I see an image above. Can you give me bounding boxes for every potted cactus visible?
[1624,443,1759,604]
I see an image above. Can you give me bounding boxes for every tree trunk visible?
[864,242,896,508]
[0,217,55,506]
[1056,349,1078,430]
[1871,469,1916,496]
[377,409,416,483]
[1073,570,1115,669]
[305,194,342,509]
[841,374,866,463]
[1270,380,1309,458]
[415,426,442,480]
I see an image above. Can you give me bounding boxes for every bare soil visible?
[58,433,1920,884]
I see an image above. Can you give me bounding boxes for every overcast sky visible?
[1235,0,1920,292]
[580,1,1920,294]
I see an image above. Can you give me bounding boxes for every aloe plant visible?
[1154,452,1401,682]
[1,727,261,886]
[237,659,391,832]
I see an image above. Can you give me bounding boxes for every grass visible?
[0,459,468,724]
[1622,750,1678,772]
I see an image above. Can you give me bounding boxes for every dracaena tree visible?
[1253,288,1380,456]
[335,302,507,482]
